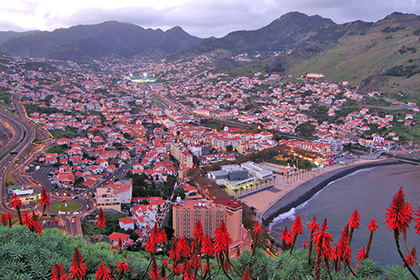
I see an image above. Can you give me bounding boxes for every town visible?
[0,52,419,255]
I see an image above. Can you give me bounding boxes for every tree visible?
[129,231,140,241]
[295,122,316,137]
[172,188,186,201]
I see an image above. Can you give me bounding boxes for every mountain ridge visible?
[0,21,202,61]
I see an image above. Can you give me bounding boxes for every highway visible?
[0,93,139,236]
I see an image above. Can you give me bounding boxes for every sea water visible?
[269,163,420,268]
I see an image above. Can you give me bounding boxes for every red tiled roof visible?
[119,217,136,225]
[109,232,130,242]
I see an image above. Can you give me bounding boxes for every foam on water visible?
[269,167,376,230]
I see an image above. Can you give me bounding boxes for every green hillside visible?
[288,13,420,96]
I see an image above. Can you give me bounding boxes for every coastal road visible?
[0,93,48,214]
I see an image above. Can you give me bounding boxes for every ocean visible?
[269,163,420,268]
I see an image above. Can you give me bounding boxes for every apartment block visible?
[170,142,193,168]
[173,199,243,249]
[96,183,132,212]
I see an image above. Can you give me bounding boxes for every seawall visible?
[261,158,404,225]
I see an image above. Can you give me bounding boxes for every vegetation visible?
[295,122,316,138]
[128,173,177,199]
[50,201,82,212]
[2,183,420,279]
[82,211,126,236]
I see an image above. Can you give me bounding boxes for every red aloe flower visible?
[281,227,289,243]
[11,193,23,209]
[116,261,129,273]
[40,186,50,206]
[285,232,294,245]
[348,209,360,245]
[312,218,333,280]
[303,240,308,249]
[336,226,352,265]
[367,219,378,232]
[193,220,204,242]
[51,262,69,280]
[365,218,378,259]
[349,210,360,229]
[146,224,159,253]
[308,216,319,233]
[158,230,167,244]
[214,220,232,254]
[177,237,191,258]
[10,193,23,224]
[149,258,160,280]
[201,235,213,256]
[312,218,333,258]
[182,259,194,280]
[95,263,113,280]
[385,187,413,233]
[405,247,417,267]
[290,216,303,252]
[253,222,262,234]
[40,186,50,220]
[174,263,182,276]
[414,207,420,235]
[32,212,43,234]
[252,222,262,254]
[357,247,366,262]
[242,266,250,280]
[98,207,106,228]
[169,238,178,260]
[146,235,157,253]
[22,212,35,229]
[1,213,7,226]
[162,258,168,267]
[291,216,303,235]
[307,216,319,265]
[70,247,87,280]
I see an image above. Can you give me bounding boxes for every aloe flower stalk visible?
[365,219,378,259]
[51,262,69,280]
[98,207,106,228]
[252,222,262,255]
[40,186,50,221]
[348,209,360,246]
[307,216,319,264]
[385,187,418,280]
[10,193,23,224]
[6,212,12,228]
[1,213,7,226]
[95,263,113,280]
[70,247,87,280]
[290,216,303,253]
[116,261,129,280]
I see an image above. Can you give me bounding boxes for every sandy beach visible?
[239,158,402,223]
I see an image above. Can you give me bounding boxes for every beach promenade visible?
[239,158,403,225]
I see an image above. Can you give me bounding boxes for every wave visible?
[268,167,377,229]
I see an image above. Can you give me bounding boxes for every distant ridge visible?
[0,21,202,61]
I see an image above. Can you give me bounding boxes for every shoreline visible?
[260,158,404,225]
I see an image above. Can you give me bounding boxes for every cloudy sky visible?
[1,0,419,38]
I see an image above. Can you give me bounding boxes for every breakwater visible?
[261,158,404,225]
